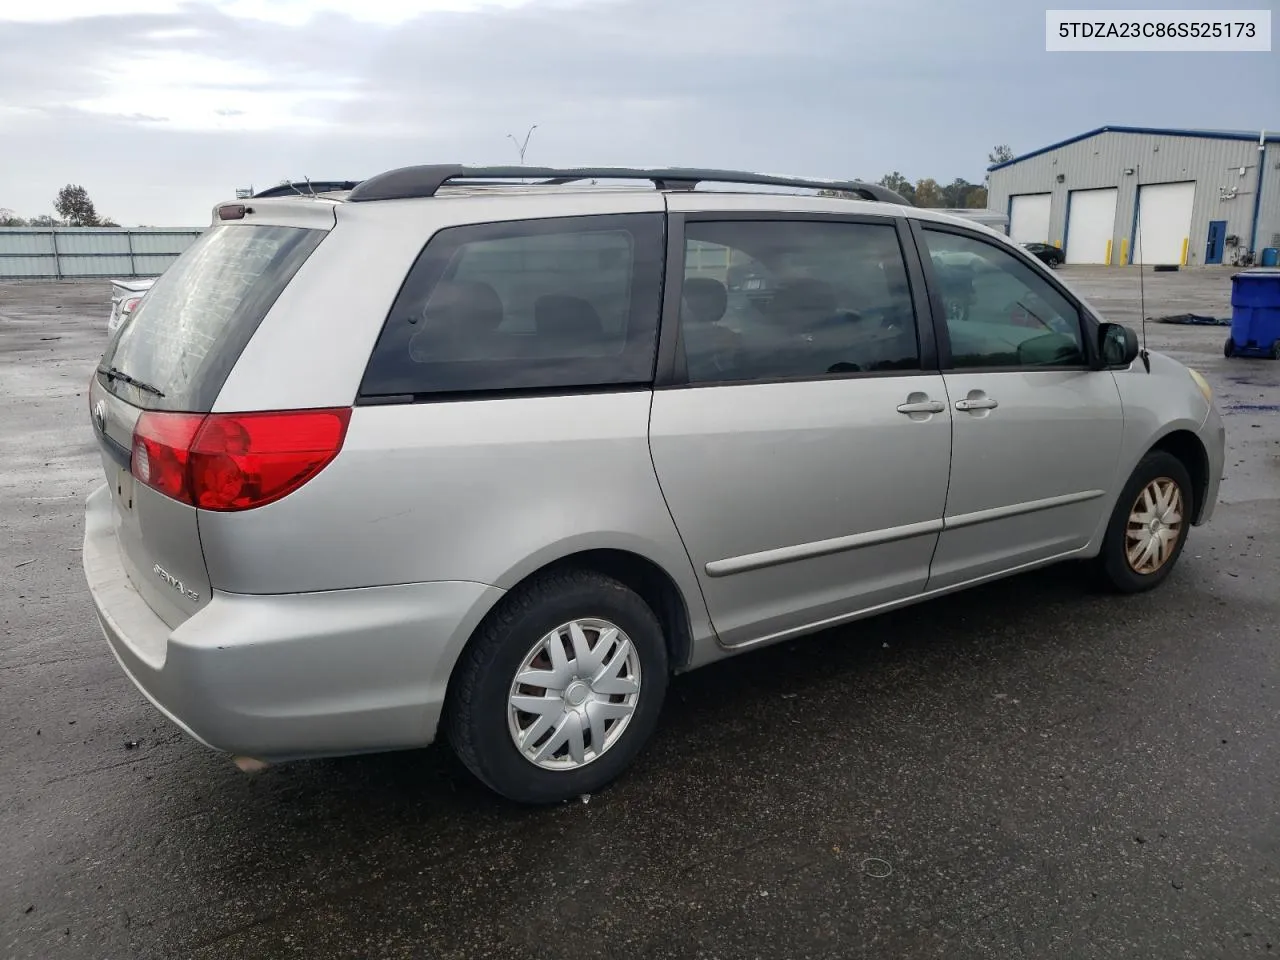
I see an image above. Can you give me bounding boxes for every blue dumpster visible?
[1225,268,1280,359]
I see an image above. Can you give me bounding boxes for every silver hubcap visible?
[507,618,642,771]
[1126,477,1184,575]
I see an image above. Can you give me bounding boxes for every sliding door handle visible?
[896,399,946,415]
[955,396,999,411]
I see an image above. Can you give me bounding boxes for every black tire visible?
[1271,341,1280,361]
[1095,451,1194,593]
[446,569,668,804]
[1224,336,1236,358]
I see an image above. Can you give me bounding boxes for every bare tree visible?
[988,144,1015,165]
[0,207,28,227]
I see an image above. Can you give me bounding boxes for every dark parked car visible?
[1023,242,1065,267]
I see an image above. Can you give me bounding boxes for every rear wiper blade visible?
[98,365,165,398]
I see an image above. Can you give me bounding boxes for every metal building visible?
[986,126,1280,267]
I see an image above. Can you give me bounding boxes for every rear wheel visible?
[1224,336,1236,358]
[1095,451,1193,593]
[1271,341,1280,361]
[446,569,668,804]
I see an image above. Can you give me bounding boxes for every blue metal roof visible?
[988,125,1278,171]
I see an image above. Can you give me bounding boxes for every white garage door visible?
[1135,181,1196,266]
[1009,193,1052,244]
[1065,188,1118,264]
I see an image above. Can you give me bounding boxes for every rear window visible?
[359,213,664,399]
[99,223,325,411]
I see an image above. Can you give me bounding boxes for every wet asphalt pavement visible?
[2,269,1278,959]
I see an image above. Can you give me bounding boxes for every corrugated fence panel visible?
[0,232,56,255]
[67,255,138,276]
[0,227,202,279]
[132,254,183,275]
[0,256,57,276]
[53,232,133,255]
[128,231,202,254]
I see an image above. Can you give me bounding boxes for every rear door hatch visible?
[89,213,330,628]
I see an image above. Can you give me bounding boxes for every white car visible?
[107,278,155,335]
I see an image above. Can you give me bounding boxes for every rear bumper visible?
[1196,404,1226,525]
[82,484,504,761]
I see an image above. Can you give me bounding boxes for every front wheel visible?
[446,569,668,804]
[1095,451,1193,593]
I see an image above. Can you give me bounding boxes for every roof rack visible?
[252,180,363,199]
[344,165,910,205]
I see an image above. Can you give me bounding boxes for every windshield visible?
[99,223,325,411]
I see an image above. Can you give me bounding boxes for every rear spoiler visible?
[110,278,155,293]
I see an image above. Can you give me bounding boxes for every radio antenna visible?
[1135,164,1151,372]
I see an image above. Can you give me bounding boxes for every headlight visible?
[1188,368,1212,402]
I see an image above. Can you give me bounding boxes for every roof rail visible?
[344,165,910,205]
[252,180,363,199]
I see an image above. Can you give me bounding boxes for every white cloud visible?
[3,0,1276,227]
[219,0,557,25]
[146,26,210,39]
[71,51,358,132]
[0,0,184,21]
[0,0,592,27]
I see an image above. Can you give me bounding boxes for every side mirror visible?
[1099,322,1139,367]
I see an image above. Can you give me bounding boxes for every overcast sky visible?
[1,0,1276,225]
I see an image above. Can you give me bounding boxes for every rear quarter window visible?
[99,223,326,411]
[359,213,665,399]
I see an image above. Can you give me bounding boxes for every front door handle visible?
[955,395,999,411]
[896,398,946,415]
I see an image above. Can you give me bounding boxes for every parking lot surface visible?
[2,268,1278,959]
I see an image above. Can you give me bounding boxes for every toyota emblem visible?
[93,399,108,433]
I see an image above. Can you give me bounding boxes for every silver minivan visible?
[83,166,1225,803]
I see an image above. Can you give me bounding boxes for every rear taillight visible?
[132,412,203,502]
[131,408,351,511]
[121,296,143,315]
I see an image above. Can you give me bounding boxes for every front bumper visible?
[1195,403,1226,526]
[82,484,503,761]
